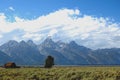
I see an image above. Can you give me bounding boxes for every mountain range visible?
[0,37,120,65]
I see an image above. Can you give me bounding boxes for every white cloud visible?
[75,9,80,15]
[22,32,44,41]
[48,29,58,36]
[13,36,20,41]
[0,35,3,38]
[0,8,120,49]
[9,6,15,11]
[0,13,18,33]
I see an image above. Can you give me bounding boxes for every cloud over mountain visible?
[9,6,15,11]
[0,8,120,49]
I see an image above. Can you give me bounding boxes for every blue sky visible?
[0,0,120,21]
[0,0,120,49]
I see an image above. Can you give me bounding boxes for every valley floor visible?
[0,66,120,80]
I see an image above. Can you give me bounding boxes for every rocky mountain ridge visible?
[0,37,120,65]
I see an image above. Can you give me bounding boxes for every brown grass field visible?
[0,66,120,80]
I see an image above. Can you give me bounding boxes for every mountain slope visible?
[38,38,71,65]
[90,48,120,64]
[0,50,12,65]
[0,40,45,65]
[56,41,92,64]
[0,38,120,65]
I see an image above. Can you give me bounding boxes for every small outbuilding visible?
[4,62,18,68]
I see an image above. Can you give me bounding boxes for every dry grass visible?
[0,66,120,80]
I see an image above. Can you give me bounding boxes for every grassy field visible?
[0,66,120,80]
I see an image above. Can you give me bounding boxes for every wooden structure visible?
[4,62,17,68]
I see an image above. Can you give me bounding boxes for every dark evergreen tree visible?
[44,55,54,68]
